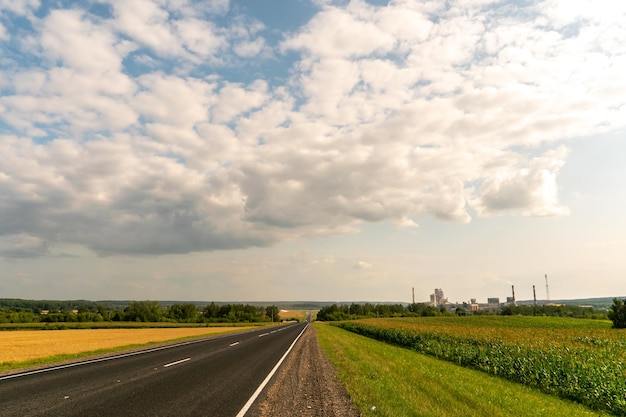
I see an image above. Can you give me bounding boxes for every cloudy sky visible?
[1,0,625,304]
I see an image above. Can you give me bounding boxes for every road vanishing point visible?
[0,321,308,417]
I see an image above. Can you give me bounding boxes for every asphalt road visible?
[0,322,308,417]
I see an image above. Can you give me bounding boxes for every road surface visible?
[0,322,308,417]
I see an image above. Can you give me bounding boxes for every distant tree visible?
[124,301,163,322]
[97,305,110,321]
[168,304,198,322]
[203,302,220,319]
[363,303,376,316]
[608,298,626,328]
[408,303,438,317]
[266,305,279,322]
[111,310,125,321]
[349,303,363,316]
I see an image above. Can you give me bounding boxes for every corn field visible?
[334,316,626,415]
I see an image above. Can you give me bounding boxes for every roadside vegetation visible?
[332,316,625,416]
[316,323,609,417]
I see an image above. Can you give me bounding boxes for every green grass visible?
[334,317,626,415]
[315,323,610,417]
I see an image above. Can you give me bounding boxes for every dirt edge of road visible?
[253,324,360,417]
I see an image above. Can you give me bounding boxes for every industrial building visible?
[429,288,447,307]
[426,284,520,312]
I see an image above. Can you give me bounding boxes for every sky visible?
[0,0,625,304]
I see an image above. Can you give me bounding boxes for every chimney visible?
[533,285,537,306]
[511,285,517,306]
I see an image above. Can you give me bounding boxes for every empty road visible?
[0,322,308,417]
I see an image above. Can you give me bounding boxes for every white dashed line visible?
[230,341,240,347]
[163,358,190,368]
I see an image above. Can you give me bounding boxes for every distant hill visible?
[3,297,624,311]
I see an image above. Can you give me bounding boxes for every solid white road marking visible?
[235,323,309,417]
[163,358,190,368]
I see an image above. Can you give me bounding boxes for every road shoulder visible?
[253,324,360,417]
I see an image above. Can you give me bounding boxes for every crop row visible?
[335,321,626,416]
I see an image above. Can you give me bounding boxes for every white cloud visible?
[1,0,625,259]
[133,73,215,127]
[0,9,137,135]
[233,38,266,58]
[281,7,396,58]
[110,0,183,57]
[0,0,39,16]
[472,147,570,217]
[0,22,8,41]
[40,9,123,73]
[173,18,225,59]
[211,80,269,123]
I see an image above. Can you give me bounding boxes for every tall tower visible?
[544,274,550,305]
[533,285,537,306]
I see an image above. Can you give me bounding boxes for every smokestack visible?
[511,285,517,306]
[412,287,415,304]
[533,285,537,306]
[545,274,550,305]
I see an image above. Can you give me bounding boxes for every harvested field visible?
[278,310,308,321]
[0,327,247,364]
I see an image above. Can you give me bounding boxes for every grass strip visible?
[315,323,609,417]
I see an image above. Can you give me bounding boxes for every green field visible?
[316,322,610,416]
[326,316,625,416]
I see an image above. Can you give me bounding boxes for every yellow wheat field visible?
[0,327,248,364]
[279,310,307,321]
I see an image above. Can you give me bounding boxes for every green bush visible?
[608,298,626,328]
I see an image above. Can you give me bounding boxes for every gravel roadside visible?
[252,324,360,417]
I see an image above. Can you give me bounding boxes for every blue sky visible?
[0,0,625,303]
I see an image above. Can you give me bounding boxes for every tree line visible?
[317,302,441,321]
[500,303,607,319]
[0,299,280,324]
[317,301,610,321]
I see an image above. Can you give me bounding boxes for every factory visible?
[425,277,553,312]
